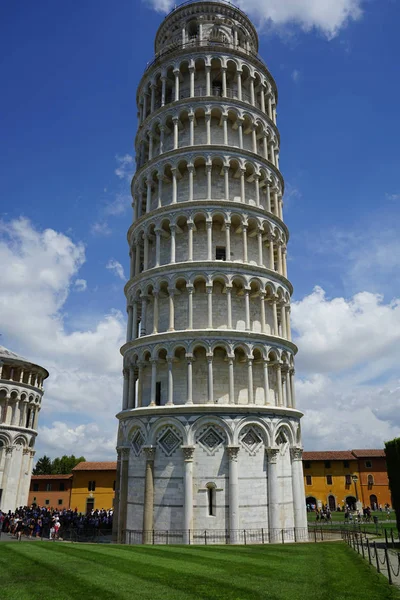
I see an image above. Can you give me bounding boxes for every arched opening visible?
[306,496,317,510]
[369,494,378,510]
[328,495,336,511]
[346,496,357,511]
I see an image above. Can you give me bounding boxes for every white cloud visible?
[104,194,131,216]
[106,259,126,281]
[38,422,116,461]
[91,221,112,236]
[0,218,125,459]
[146,0,364,38]
[292,286,400,450]
[115,154,135,182]
[74,279,87,292]
[291,69,300,82]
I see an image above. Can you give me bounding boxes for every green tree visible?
[385,438,400,532]
[51,455,86,474]
[33,454,86,475]
[33,455,52,475]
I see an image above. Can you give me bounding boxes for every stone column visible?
[140,295,148,336]
[263,359,270,405]
[132,300,138,340]
[206,285,213,328]
[173,116,179,150]
[281,304,287,338]
[226,286,233,329]
[153,291,159,334]
[159,128,165,156]
[290,370,296,408]
[284,368,291,407]
[290,447,308,534]
[189,66,195,97]
[257,228,263,265]
[223,114,228,145]
[266,447,280,539]
[167,358,174,405]
[266,182,271,212]
[137,362,144,408]
[122,369,129,410]
[188,222,194,260]
[222,67,227,97]
[260,292,266,333]
[174,69,180,101]
[205,65,211,96]
[206,220,212,259]
[186,354,193,405]
[171,168,177,203]
[112,449,122,542]
[276,364,283,406]
[250,76,255,106]
[188,164,194,201]
[0,447,14,507]
[237,70,242,101]
[228,356,235,404]
[242,224,248,262]
[238,118,244,149]
[128,367,136,409]
[182,446,195,543]
[167,289,175,331]
[240,169,246,203]
[127,305,133,342]
[206,113,211,144]
[143,233,149,270]
[142,446,155,544]
[225,222,231,257]
[150,360,157,406]
[224,166,230,201]
[272,297,279,335]
[206,165,212,200]
[146,181,152,213]
[247,357,254,404]
[268,237,275,270]
[161,76,167,107]
[170,225,176,264]
[227,446,240,543]
[244,288,250,330]
[155,229,161,267]
[206,353,214,404]
[187,284,194,329]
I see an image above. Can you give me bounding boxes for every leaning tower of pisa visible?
[115,0,307,544]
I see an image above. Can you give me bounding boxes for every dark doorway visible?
[86,499,95,514]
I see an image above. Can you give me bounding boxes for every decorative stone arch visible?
[273,420,295,447]
[234,416,271,448]
[148,416,187,447]
[190,414,233,447]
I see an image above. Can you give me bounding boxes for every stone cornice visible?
[116,404,303,420]
[127,199,289,245]
[136,96,280,147]
[131,145,284,193]
[0,424,38,437]
[0,379,44,397]
[120,329,298,357]
[124,260,293,299]
[139,48,277,104]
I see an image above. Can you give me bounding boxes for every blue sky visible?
[1,0,399,459]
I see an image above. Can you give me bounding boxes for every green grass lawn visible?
[1,542,399,600]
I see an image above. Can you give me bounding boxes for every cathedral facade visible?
[115,0,307,543]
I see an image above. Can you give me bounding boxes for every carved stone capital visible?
[143,446,156,461]
[181,445,195,462]
[266,447,280,463]
[5,446,14,455]
[290,447,303,461]
[121,447,130,460]
[226,445,240,461]
[23,448,30,455]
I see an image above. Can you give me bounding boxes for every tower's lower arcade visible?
[114,407,307,544]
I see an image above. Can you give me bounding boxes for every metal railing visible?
[123,527,345,546]
[344,529,400,586]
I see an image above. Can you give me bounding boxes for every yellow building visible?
[303,451,360,511]
[70,462,116,514]
[303,450,393,511]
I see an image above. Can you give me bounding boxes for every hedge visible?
[385,437,400,532]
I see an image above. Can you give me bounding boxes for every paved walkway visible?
[347,533,400,587]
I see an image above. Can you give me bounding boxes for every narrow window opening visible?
[206,483,216,516]
[215,246,226,261]
[326,475,333,485]
[156,382,162,406]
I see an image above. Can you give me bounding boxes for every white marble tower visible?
[0,346,48,512]
[115,0,307,544]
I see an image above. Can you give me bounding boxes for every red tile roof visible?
[72,461,117,471]
[303,451,356,461]
[351,449,386,458]
[31,474,72,480]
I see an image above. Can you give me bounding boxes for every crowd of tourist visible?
[0,506,113,540]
